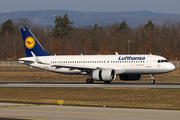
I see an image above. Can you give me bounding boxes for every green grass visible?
[0,67,180,83]
[0,88,180,109]
[0,67,180,109]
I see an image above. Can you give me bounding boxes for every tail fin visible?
[21,28,50,57]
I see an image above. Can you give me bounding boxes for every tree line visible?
[0,14,180,61]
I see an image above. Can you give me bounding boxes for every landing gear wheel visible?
[150,74,155,84]
[150,80,155,84]
[104,81,111,84]
[86,78,94,84]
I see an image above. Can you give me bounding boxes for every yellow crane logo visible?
[25,36,35,49]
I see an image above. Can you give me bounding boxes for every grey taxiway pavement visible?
[0,82,180,88]
[0,102,180,120]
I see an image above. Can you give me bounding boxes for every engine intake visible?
[92,69,116,81]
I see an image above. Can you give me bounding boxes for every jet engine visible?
[119,74,141,81]
[92,69,116,81]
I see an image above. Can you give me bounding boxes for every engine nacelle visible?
[92,69,116,81]
[119,74,141,81]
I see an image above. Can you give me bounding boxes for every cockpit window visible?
[157,60,168,63]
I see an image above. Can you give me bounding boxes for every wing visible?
[52,64,101,70]
[52,64,126,74]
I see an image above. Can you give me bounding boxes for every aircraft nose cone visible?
[169,63,175,71]
[171,64,175,70]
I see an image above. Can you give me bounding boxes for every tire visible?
[150,80,155,84]
[104,81,111,84]
[86,78,94,84]
[86,78,91,83]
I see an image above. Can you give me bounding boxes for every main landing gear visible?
[150,74,155,83]
[104,81,111,84]
[86,73,94,83]
[86,78,94,84]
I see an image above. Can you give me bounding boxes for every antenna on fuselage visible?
[115,52,119,55]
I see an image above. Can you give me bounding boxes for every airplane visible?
[18,28,175,84]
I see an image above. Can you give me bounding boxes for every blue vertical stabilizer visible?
[21,28,50,57]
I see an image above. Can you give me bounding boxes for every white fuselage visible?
[18,54,175,75]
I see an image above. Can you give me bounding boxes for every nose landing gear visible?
[150,74,155,83]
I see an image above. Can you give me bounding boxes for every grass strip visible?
[0,67,180,83]
[0,88,180,109]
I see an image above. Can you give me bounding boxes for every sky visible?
[0,0,180,14]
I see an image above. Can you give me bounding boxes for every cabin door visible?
[146,57,152,67]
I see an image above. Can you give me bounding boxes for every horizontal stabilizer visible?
[18,57,35,63]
